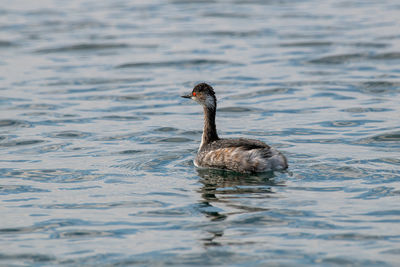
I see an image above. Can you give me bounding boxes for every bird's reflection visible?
[196,168,286,247]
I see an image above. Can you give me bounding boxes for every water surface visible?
[1,0,400,265]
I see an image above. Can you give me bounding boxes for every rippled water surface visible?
[1,0,400,265]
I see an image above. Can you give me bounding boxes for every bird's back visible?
[195,138,288,173]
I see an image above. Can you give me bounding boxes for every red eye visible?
[193,92,196,96]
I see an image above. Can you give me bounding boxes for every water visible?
[1,0,400,265]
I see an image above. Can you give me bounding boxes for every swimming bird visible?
[181,83,288,173]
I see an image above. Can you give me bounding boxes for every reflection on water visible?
[198,169,279,217]
[1,0,400,265]
[198,169,279,202]
[197,169,283,246]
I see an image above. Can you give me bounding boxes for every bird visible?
[181,83,288,173]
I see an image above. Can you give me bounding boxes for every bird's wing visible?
[207,138,270,151]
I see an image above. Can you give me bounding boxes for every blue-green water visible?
[1,0,400,265]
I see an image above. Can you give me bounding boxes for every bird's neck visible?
[200,106,219,149]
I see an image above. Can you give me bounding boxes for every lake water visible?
[1,0,400,265]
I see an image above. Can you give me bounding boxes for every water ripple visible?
[48,131,91,139]
[371,52,400,60]
[358,81,400,95]
[280,41,333,47]
[0,253,55,264]
[318,119,381,128]
[13,103,59,110]
[0,169,104,183]
[309,53,367,64]
[0,119,31,128]
[28,199,167,210]
[355,131,400,145]
[353,186,400,199]
[46,77,147,87]
[0,139,44,147]
[0,40,15,47]
[116,59,238,69]
[35,43,132,53]
[0,185,49,195]
[342,107,391,113]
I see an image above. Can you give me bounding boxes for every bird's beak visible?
[181,94,192,99]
